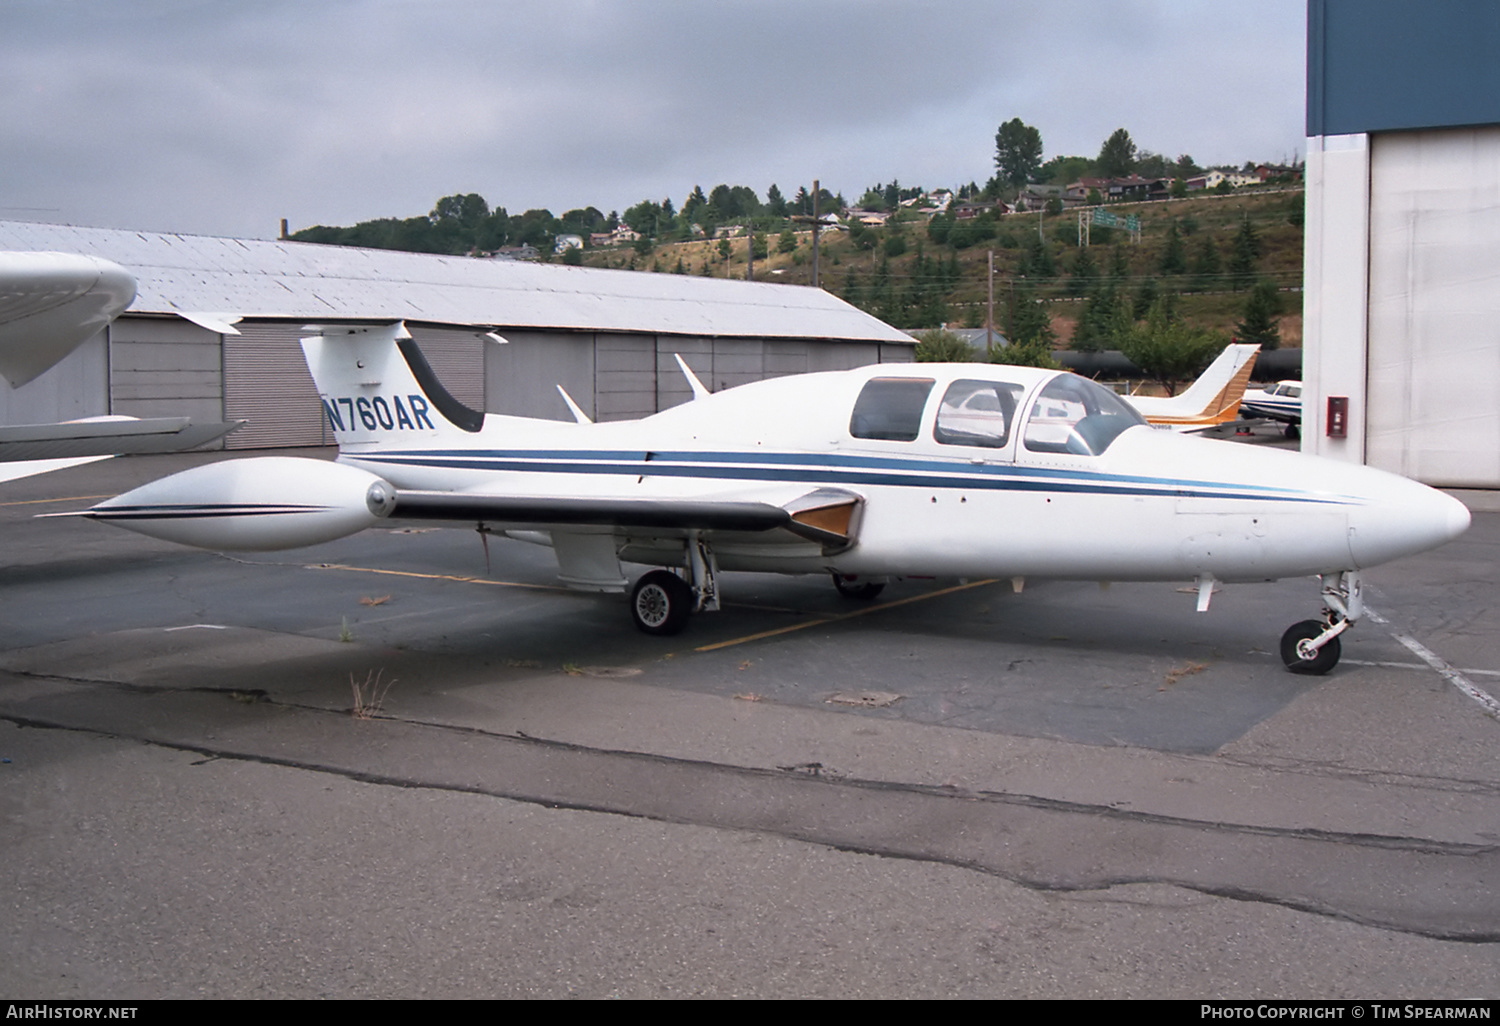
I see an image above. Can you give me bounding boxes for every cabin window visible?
[1022,375,1145,456]
[849,377,935,441]
[934,379,1024,448]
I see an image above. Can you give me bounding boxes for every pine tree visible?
[1071,281,1119,352]
[1027,236,1056,279]
[1191,237,1221,292]
[1005,284,1056,348]
[1067,246,1098,296]
[1133,277,1159,321]
[1229,215,1263,290]
[1159,222,1186,275]
[1236,279,1283,349]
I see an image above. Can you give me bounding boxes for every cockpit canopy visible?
[1019,374,1146,456]
[849,371,1145,457]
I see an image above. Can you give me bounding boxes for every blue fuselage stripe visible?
[349,449,1354,507]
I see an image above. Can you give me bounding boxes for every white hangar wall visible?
[1365,128,1500,486]
[1306,0,1500,488]
[1305,127,1500,487]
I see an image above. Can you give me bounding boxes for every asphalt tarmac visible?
[2,449,1498,998]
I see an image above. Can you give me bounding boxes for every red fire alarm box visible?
[1327,396,1348,438]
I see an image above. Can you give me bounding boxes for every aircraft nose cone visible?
[1348,477,1470,568]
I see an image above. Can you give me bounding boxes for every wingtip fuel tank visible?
[80,456,389,551]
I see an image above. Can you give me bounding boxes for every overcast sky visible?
[2,0,1307,240]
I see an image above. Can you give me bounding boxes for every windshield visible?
[1022,374,1146,456]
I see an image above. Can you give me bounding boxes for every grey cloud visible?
[1,0,1305,237]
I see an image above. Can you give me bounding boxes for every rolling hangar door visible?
[1365,127,1500,487]
[109,317,222,425]
[223,323,485,449]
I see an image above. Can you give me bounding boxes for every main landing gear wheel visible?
[1280,619,1342,675]
[630,570,694,636]
[832,573,885,600]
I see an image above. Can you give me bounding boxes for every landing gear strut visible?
[628,534,720,636]
[1280,571,1360,675]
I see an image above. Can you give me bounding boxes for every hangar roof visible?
[0,220,911,345]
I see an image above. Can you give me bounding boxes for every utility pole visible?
[789,178,824,289]
[812,178,820,288]
[987,250,995,354]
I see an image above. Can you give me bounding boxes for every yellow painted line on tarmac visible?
[308,563,1001,651]
[308,562,575,593]
[693,578,1000,653]
[1,494,111,508]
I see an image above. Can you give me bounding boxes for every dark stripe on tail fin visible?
[397,338,484,433]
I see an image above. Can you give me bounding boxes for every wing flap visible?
[382,490,794,532]
[374,485,866,552]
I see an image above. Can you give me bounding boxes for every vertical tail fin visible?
[1129,343,1261,430]
[301,322,483,450]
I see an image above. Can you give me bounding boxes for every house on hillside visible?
[1106,175,1173,201]
[1014,184,1062,211]
[1256,163,1303,183]
[492,244,540,261]
[1064,177,1111,205]
[1186,169,1259,191]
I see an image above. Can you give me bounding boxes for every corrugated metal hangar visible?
[0,221,913,449]
[1305,0,1500,488]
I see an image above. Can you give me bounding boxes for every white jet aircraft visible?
[0,251,242,481]
[66,323,1470,675]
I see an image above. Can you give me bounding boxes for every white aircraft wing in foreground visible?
[0,252,241,482]
[1125,342,1260,431]
[67,323,1469,675]
[0,252,136,388]
[0,415,244,484]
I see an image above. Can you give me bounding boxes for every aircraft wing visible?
[0,252,137,387]
[370,484,863,549]
[0,416,244,484]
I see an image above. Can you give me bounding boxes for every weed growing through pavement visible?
[350,669,395,719]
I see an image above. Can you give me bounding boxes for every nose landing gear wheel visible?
[631,570,694,636]
[1280,619,1341,675]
